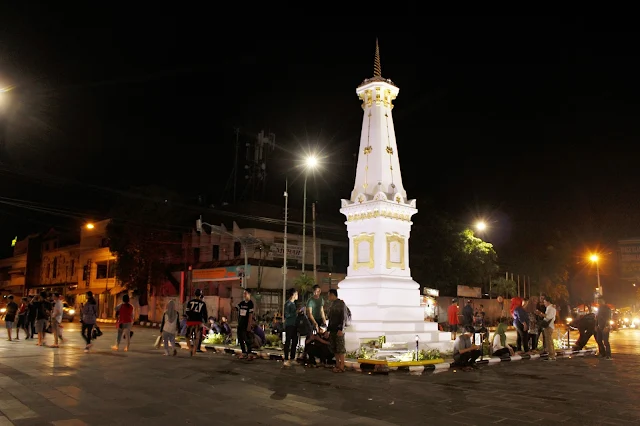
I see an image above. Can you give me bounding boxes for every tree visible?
[491,277,517,298]
[107,186,187,305]
[410,207,499,296]
[294,273,315,302]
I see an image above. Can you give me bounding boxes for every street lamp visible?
[589,254,602,301]
[475,221,487,232]
[301,155,318,276]
[196,216,262,290]
[85,223,95,230]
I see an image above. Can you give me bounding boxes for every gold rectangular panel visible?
[386,233,405,270]
[353,233,375,270]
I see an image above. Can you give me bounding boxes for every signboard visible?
[192,265,251,282]
[423,287,439,297]
[619,239,640,279]
[457,285,482,299]
[270,243,302,260]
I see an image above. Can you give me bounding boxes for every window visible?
[233,242,241,257]
[70,260,75,279]
[52,258,58,278]
[212,245,220,260]
[45,263,51,278]
[83,265,89,281]
[193,247,201,263]
[320,246,329,266]
[96,263,108,279]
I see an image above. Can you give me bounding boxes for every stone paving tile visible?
[1,324,640,425]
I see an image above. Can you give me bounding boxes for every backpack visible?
[296,312,312,337]
[343,303,352,328]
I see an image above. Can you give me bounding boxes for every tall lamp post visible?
[196,216,262,290]
[301,155,318,277]
[590,254,602,303]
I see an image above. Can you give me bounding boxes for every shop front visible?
[421,287,440,322]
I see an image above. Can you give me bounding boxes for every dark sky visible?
[1,13,640,270]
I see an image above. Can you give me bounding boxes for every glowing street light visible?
[301,155,319,277]
[85,223,95,230]
[475,221,487,232]
[589,253,602,302]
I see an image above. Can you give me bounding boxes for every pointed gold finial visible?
[373,38,382,77]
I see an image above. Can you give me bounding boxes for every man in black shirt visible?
[4,295,18,341]
[595,298,612,360]
[327,289,347,373]
[237,288,255,360]
[185,289,208,357]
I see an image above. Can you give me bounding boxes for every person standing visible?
[306,285,327,333]
[112,294,134,352]
[462,300,474,328]
[81,291,98,353]
[16,297,28,340]
[595,298,612,360]
[4,295,18,341]
[159,300,179,356]
[447,299,459,340]
[283,288,299,367]
[26,295,36,339]
[327,289,347,373]
[237,289,255,360]
[185,289,208,356]
[513,298,530,353]
[32,292,50,347]
[542,297,557,361]
[50,293,63,348]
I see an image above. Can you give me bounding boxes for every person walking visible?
[447,299,459,340]
[16,297,28,340]
[81,291,98,353]
[4,295,18,341]
[159,300,179,356]
[112,294,134,352]
[237,289,255,360]
[283,288,299,367]
[50,293,63,348]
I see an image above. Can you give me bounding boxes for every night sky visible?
[1,14,639,297]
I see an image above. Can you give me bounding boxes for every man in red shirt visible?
[112,294,134,352]
[447,298,460,340]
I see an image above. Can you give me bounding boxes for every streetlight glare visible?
[306,155,318,169]
[86,223,95,230]
[590,254,599,262]
[475,221,487,231]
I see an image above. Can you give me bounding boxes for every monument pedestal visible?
[339,275,453,353]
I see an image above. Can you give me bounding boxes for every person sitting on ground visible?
[491,322,515,357]
[219,316,232,343]
[453,325,482,371]
[252,323,266,347]
[207,316,222,335]
[304,327,334,367]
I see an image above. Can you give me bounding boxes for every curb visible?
[168,342,597,375]
[96,319,161,328]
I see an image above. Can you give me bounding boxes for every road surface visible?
[0,322,637,425]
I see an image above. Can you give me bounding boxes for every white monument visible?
[338,41,452,352]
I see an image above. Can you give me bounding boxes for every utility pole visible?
[282,180,288,316]
[233,127,239,204]
[312,202,317,286]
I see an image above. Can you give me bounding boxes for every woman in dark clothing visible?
[283,288,299,367]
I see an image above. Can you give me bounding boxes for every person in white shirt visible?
[491,322,515,357]
[542,297,557,361]
[50,293,64,348]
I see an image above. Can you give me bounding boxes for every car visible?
[62,303,76,322]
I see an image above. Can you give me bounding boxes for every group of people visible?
[282,285,349,373]
[3,292,67,347]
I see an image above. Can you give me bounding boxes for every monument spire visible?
[373,38,382,77]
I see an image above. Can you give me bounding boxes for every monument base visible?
[338,275,454,353]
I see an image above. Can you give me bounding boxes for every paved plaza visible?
[0,323,638,425]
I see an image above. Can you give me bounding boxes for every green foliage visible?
[265,334,281,348]
[410,208,498,295]
[294,273,315,300]
[203,333,226,345]
[492,277,517,298]
[107,186,186,301]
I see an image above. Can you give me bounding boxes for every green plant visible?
[203,333,225,345]
[419,349,442,360]
[345,350,358,359]
[266,334,281,348]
